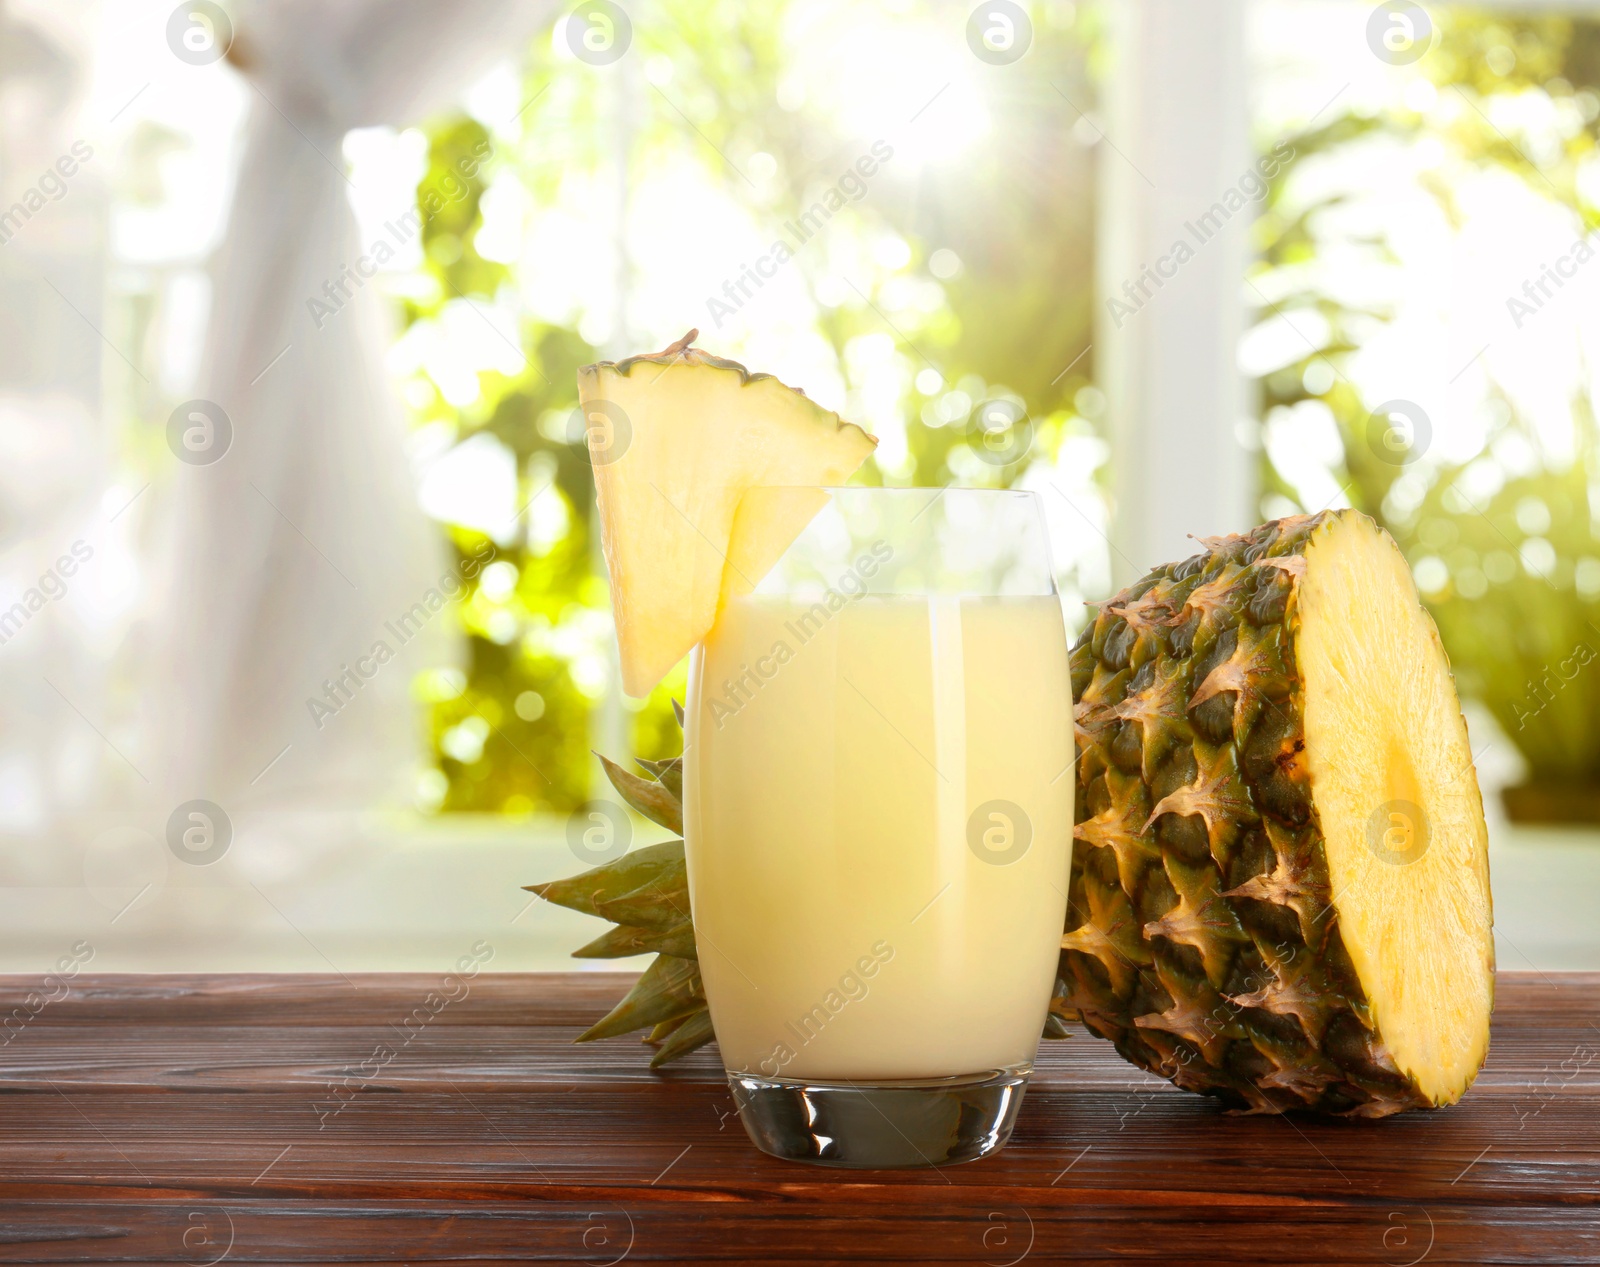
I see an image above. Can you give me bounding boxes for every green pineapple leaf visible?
[573,924,659,958]
[574,921,697,960]
[649,1009,715,1067]
[634,756,683,802]
[578,952,704,1043]
[594,867,691,933]
[523,838,684,918]
[597,753,683,834]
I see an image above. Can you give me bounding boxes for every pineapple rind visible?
[587,328,795,388]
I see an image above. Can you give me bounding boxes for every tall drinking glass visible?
[684,487,1074,1167]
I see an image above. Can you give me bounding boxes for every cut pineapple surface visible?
[579,331,876,696]
[1063,509,1493,1116]
[1297,513,1493,1105]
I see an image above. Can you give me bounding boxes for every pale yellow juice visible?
[684,591,1074,1081]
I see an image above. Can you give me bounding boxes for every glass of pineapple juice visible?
[684,487,1073,1167]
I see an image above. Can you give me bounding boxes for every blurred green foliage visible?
[402,5,1600,806]
[405,118,606,813]
[397,1,1103,812]
[1253,11,1600,790]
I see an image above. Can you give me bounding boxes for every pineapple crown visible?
[525,705,712,1067]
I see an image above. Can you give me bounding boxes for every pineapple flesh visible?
[1062,509,1494,1115]
[579,330,876,697]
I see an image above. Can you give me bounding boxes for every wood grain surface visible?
[0,971,1595,1265]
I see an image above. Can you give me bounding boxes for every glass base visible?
[728,1066,1030,1168]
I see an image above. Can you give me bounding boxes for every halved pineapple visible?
[579,331,876,696]
[1062,509,1494,1115]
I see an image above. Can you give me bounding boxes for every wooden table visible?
[0,972,1595,1264]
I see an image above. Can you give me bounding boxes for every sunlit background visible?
[3,0,1600,970]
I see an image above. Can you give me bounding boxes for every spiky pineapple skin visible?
[1059,510,1429,1117]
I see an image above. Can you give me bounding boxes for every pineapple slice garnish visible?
[579,331,876,697]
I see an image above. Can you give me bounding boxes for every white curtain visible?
[0,3,106,838]
[154,0,554,814]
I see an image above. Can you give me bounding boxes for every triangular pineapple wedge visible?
[720,485,833,609]
[579,330,877,696]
